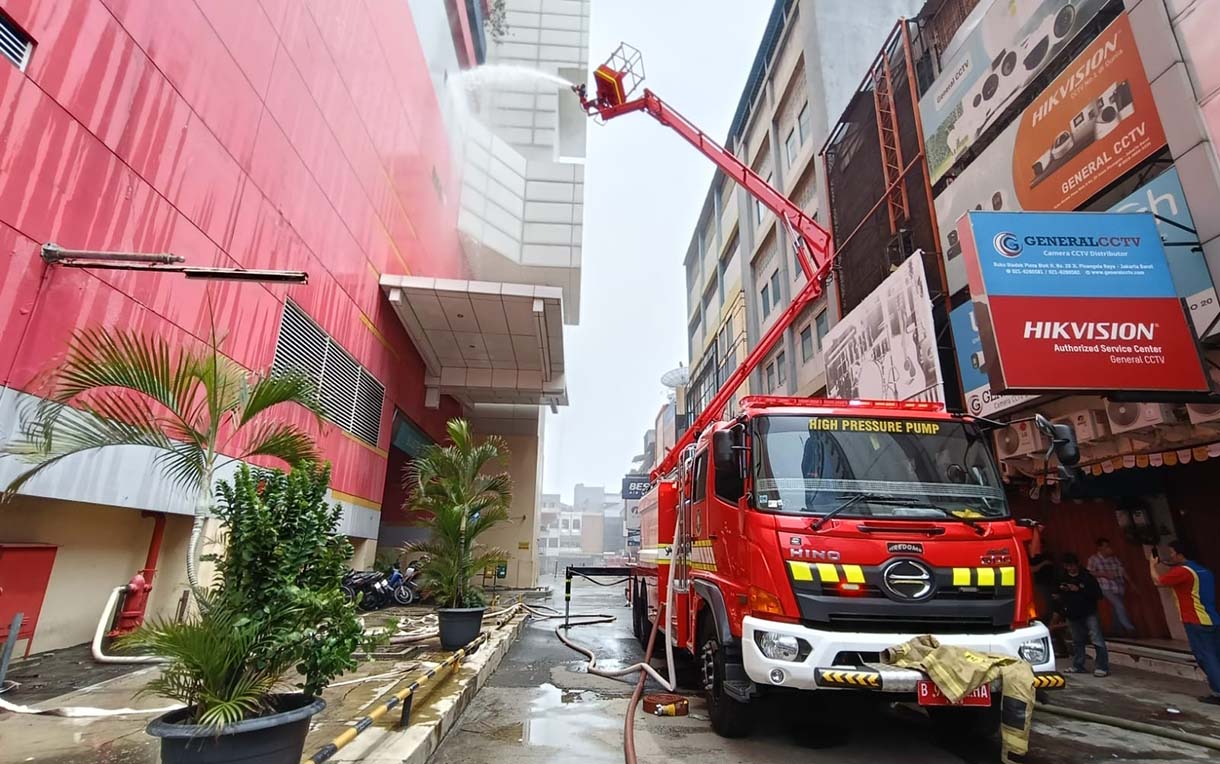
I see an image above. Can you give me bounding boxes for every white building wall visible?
[459,0,591,325]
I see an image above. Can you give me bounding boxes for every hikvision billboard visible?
[937,14,1168,293]
[823,254,944,402]
[949,302,1037,417]
[958,210,1208,393]
[921,0,1108,185]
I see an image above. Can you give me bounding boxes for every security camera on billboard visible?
[935,14,1174,293]
[921,0,1108,185]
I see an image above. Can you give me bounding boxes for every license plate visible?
[916,680,991,707]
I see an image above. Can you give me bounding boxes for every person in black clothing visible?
[1026,523,1068,654]
[1055,552,1110,677]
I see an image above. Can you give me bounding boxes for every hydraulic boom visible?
[575,44,836,479]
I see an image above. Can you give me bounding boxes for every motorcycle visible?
[342,569,392,611]
[391,560,423,606]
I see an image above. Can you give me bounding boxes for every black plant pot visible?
[437,606,486,650]
[147,693,325,764]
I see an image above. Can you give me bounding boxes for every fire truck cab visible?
[633,396,1069,737]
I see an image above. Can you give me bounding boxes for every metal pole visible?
[0,613,24,690]
[564,566,573,629]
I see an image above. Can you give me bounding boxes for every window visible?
[573,518,581,530]
[755,172,773,224]
[776,351,787,387]
[692,452,708,502]
[761,283,771,317]
[815,310,830,349]
[273,301,384,445]
[766,363,776,392]
[785,128,798,167]
[561,518,570,530]
[0,13,32,71]
[800,325,814,362]
[794,250,803,280]
[797,102,811,144]
[770,269,782,305]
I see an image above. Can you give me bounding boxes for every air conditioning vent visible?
[1104,400,1177,436]
[1186,403,1220,425]
[0,13,33,71]
[994,421,1046,459]
[273,301,384,446]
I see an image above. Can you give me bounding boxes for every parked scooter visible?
[391,560,423,606]
[342,569,392,611]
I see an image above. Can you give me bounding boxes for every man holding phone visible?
[1150,540,1220,705]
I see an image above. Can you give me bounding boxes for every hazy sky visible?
[542,1,773,503]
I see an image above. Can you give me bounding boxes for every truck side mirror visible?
[712,429,738,476]
[1034,414,1079,467]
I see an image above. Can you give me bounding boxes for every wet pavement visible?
[430,575,1219,764]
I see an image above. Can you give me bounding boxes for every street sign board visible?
[958,210,1208,393]
[622,474,650,501]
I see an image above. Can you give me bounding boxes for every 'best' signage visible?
[958,210,1208,393]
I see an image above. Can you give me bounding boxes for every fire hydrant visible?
[108,571,152,637]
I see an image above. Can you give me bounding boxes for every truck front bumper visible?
[741,616,1062,693]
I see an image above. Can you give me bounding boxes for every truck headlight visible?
[1018,637,1050,664]
[756,631,801,662]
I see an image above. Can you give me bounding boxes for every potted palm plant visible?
[3,323,321,597]
[404,419,512,650]
[126,463,364,764]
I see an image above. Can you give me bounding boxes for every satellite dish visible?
[660,364,689,389]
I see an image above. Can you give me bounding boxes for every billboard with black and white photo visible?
[823,253,944,403]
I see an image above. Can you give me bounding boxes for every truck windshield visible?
[753,414,1008,519]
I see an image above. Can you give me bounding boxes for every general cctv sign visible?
[959,210,1208,393]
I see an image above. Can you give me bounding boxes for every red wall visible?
[1009,492,1171,639]
[0,0,465,506]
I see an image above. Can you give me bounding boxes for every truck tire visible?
[698,618,752,738]
[632,584,647,647]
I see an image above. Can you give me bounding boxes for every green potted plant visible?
[404,419,511,649]
[124,463,364,764]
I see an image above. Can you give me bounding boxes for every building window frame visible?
[776,351,787,387]
[815,310,830,349]
[766,362,776,392]
[800,324,814,363]
[797,101,811,145]
[761,283,771,317]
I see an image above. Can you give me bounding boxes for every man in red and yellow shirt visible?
[1151,540,1220,705]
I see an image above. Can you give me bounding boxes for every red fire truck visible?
[577,45,1073,738]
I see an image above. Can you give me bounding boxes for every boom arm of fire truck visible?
[576,48,836,479]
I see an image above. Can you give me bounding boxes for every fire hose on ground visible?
[1036,702,1220,752]
[539,511,683,764]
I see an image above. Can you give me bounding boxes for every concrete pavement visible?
[430,575,1218,764]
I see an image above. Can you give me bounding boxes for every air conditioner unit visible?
[1056,409,1110,443]
[1186,403,1220,425]
[1104,400,1178,435]
[994,421,1047,459]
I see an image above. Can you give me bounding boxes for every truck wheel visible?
[632,584,647,647]
[698,619,752,738]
